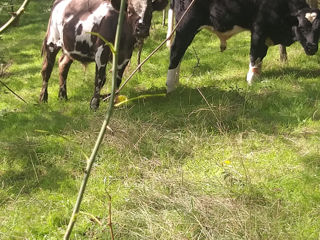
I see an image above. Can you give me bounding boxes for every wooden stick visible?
[0,80,27,103]
[103,0,198,101]
[0,0,31,34]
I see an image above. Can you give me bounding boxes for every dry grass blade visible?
[105,190,115,240]
[196,88,226,134]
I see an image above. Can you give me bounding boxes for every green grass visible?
[1,0,320,239]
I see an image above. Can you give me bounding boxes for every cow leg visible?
[279,45,288,62]
[116,58,130,87]
[136,40,143,72]
[58,54,73,100]
[40,45,60,102]
[246,32,268,85]
[99,57,130,101]
[90,64,106,110]
[90,46,109,110]
[166,26,198,93]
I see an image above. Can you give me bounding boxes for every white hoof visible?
[166,66,180,93]
[246,60,262,85]
[166,82,177,93]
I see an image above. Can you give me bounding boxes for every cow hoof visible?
[90,97,100,110]
[220,45,226,52]
[39,92,48,102]
[246,72,260,86]
[166,67,180,93]
[58,90,68,100]
[166,83,177,93]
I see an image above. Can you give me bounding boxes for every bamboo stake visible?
[63,0,127,238]
[103,0,197,101]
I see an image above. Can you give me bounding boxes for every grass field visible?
[1,0,320,239]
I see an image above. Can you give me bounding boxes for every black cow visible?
[166,0,320,92]
[40,0,167,110]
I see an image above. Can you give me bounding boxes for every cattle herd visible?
[40,0,320,109]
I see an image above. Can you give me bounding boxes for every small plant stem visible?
[63,0,127,239]
[79,211,102,226]
[106,191,115,240]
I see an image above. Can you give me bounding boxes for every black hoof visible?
[39,92,48,102]
[58,90,68,100]
[90,97,100,110]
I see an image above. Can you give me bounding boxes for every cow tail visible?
[41,38,47,58]
[41,18,51,58]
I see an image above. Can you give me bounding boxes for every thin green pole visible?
[63,0,127,238]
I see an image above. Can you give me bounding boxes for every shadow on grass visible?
[123,77,320,135]
[263,66,320,79]
[0,105,91,199]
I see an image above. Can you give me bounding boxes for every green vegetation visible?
[1,0,320,239]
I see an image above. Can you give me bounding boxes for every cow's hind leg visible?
[58,54,73,100]
[116,58,130,87]
[40,44,60,102]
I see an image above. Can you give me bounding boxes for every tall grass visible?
[1,0,320,239]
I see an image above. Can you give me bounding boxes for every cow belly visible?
[67,50,95,63]
[201,25,246,50]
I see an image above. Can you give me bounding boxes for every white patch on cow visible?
[246,58,262,85]
[134,0,148,20]
[117,59,130,70]
[305,12,317,23]
[46,0,73,47]
[65,15,74,23]
[49,46,54,52]
[95,45,106,70]
[75,3,111,48]
[68,50,95,60]
[166,8,174,48]
[166,64,181,93]
[201,25,246,50]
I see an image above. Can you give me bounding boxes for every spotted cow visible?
[40,0,168,109]
[166,0,320,92]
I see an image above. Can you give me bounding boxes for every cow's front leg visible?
[58,54,73,100]
[167,23,198,93]
[99,57,130,101]
[90,64,106,110]
[247,32,268,85]
[90,46,110,110]
[116,58,130,88]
